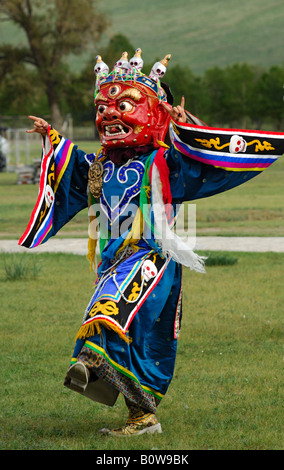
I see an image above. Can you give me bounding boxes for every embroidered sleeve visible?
[170,120,284,172]
[166,119,284,203]
[18,126,89,248]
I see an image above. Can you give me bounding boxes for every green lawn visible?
[1,136,283,449]
[192,156,284,236]
[0,250,283,450]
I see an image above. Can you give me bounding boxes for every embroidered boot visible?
[101,403,162,436]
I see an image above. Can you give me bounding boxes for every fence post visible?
[25,131,30,165]
[5,129,11,169]
[15,129,20,168]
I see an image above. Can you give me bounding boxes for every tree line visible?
[167,62,284,130]
[0,1,283,131]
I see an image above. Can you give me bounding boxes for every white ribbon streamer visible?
[151,164,206,273]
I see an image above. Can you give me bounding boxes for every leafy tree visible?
[255,64,284,130]
[98,33,136,70]
[202,66,228,125]
[0,0,108,129]
[223,63,258,128]
[0,64,47,116]
[165,65,207,122]
[65,34,136,123]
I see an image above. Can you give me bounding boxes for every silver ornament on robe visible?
[149,54,171,82]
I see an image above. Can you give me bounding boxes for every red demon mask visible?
[95,81,171,150]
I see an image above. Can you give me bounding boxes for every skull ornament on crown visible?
[94,55,109,78]
[94,49,173,150]
[129,48,144,73]
[113,52,130,75]
[149,55,171,82]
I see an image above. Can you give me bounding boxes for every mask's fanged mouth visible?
[103,122,131,139]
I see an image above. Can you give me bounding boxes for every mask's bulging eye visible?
[97,104,107,114]
[118,101,133,112]
[108,85,120,97]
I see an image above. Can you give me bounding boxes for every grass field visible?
[0,250,283,450]
[191,155,284,236]
[1,136,283,450]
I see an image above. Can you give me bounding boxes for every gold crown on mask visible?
[94,49,172,102]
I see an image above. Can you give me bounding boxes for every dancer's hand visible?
[161,96,186,122]
[26,116,49,136]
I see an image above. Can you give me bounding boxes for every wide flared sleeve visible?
[167,120,284,202]
[18,126,89,248]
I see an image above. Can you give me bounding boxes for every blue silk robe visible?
[19,121,284,411]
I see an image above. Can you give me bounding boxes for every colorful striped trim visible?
[82,340,164,400]
[18,133,53,247]
[173,139,275,172]
[18,127,74,248]
[54,139,73,192]
[173,120,284,138]
[171,120,284,172]
[174,278,182,340]
[31,205,54,248]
